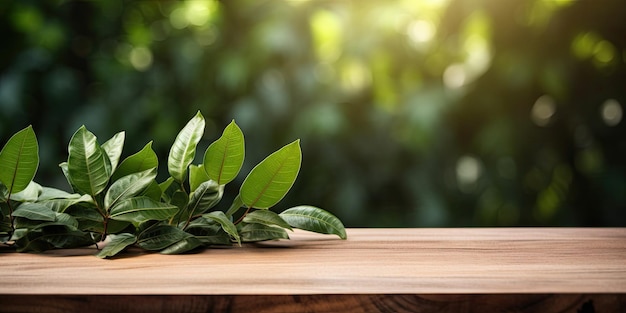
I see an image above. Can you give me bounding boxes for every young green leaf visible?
[189,164,210,192]
[167,111,205,182]
[203,120,245,185]
[0,125,39,194]
[96,233,136,259]
[101,131,125,171]
[202,211,240,245]
[109,197,178,223]
[104,168,157,210]
[137,224,191,250]
[240,223,289,242]
[240,140,302,209]
[111,141,158,182]
[67,126,112,196]
[243,210,292,230]
[279,206,347,239]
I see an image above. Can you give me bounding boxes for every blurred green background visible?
[1,0,624,227]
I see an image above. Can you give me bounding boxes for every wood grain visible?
[1,228,625,312]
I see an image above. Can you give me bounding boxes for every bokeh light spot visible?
[443,64,466,89]
[600,99,623,126]
[531,95,556,126]
[407,20,436,45]
[129,46,153,71]
[457,155,482,192]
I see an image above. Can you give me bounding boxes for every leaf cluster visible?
[0,112,346,258]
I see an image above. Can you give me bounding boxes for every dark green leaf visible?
[67,126,112,196]
[137,224,191,250]
[240,140,301,209]
[15,227,92,252]
[202,211,240,245]
[243,210,292,230]
[0,125,39,194]
[279,206,347,239]
[12,202,56,221]
[96,233,136,258]
[240,223,289,242]
[168,111,205,182]
[109,196,178,223]
[203,120,245,185]
[160,236,202,254]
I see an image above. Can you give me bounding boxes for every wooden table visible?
[1,228,625,312]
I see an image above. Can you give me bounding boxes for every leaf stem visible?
[6,197,15,234]
[234,206,251,225]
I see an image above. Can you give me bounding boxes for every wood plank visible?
[1,228,625,312]
[0,294,623,313]
[1,228,625,295]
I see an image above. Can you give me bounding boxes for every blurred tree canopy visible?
[1,0,624,227]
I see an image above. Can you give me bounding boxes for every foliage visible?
[1,0,625,228]
[0,113,346,258]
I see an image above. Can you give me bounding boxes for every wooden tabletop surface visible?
[1,228,625,295]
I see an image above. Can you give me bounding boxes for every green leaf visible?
[240,223,289,242]
[141,180,163,202]
[39,194,93,213]
[59,162,79,192]
[38,187,81,201]
[96,233,136,258]
[240,140,301,209]
[203,120,245,185]
[181,180,223,223]
[0,182,8,202]
[137,224,191,250]
[202,211,240,245]
[111,141,158,182]
[0,125,39,194]
[12,202,56,221]
[14,212,79,230]
[225,194,244,217]
[101,131,125,171]
[104,168,157,210]
[189,164,210,192]
[109,196,178,223]
[186,221,231,245]
[160,236,202,254]
[279,206,347,239]
[14,227,91,252]
[243,210,292,230]
[67,126,112,196]
[169,190,189,215]
[167,111,205,182]
[10,181,42,202]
